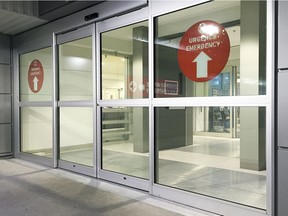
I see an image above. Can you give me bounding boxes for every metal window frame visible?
[12,0,275,215]
[14,44,54,166]
[149,1,274,216]
[54,24,96,176]
[96,6,150,190]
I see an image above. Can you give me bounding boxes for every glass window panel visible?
[154,0,266,98]
[59,107,93,167]
[155,106,266,209]
[102,107,149,179]
[101,21,149,100]
[59,37,93,101]
[20,47,52,101]
[20,107,52,158]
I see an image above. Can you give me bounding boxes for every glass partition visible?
[17,1,270,214]
[154,0,266,98]
[20,47,52,101]
[20,107,53,157]
[155,106,266,209]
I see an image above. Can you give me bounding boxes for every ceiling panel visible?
[38,0,105,21]
[0,0,106,36]
[0,9,46,35]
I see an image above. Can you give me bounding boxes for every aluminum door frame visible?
[54,24,96,177]
[149,1,275,216]
[96,7,150,191]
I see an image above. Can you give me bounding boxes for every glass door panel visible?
[99,18,149,189]
[101,107,149,179]
[101,21,149,100]
[57,33,94,170]
[59,107,93,166]
[59,37,93,101]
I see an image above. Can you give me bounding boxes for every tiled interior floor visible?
[60,135,266,210]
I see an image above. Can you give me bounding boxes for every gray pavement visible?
[0,159,215,216]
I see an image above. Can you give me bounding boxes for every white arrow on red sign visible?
[193,51,212,78]
[28,59,44,93]
[33,76,39,92]
[178,20,230,82]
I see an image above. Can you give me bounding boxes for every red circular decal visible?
[178,20,230,82]
[28,59,44,93]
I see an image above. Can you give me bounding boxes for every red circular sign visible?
[28,59,44,93]
[178,20,230,82]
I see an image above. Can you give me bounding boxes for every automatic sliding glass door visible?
[98,11,149,190]
[56,26,95,175]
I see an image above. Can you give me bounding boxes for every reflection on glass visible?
[154,0,266,97]
[59,107,93,167]
[101,21,149,100]
[21,107,52,158]
[155,107,266,209]
[20,47,52,101]
[59,37,93,101]
[102,107,149,179]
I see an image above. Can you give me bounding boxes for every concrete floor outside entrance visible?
[0,159,217,216]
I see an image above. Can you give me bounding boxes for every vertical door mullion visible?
[95,22,102,179]
[148,2,154,194]
[52,33,58,168]
[92,23,97,177]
